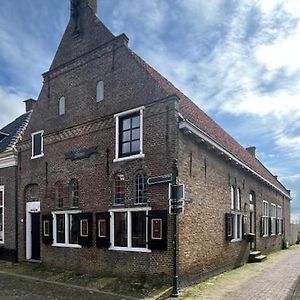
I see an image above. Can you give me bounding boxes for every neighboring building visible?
[16,0,291,282]
[0,101,33,261]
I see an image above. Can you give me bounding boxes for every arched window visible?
[55,181,64,208]
[114,174,125,205]
[70,179,79,207]
[249,191,255,203]
[135,172,147,204]
[59,96,65,115]
[96,81,104,102]
[237,187,241,211]
[231,186,236,210]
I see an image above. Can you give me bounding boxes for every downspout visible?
[14,154,19,262]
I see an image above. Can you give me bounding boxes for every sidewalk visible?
[180,245,300,299]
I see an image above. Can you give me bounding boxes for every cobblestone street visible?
[180,246,300,300]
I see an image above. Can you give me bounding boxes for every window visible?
[270,203,276,235]
[114,174,125,205]
[31,131,44,159]
[249,191,255,203]
[52,211,81,248]
[135,172,147,204]
[96,81,104,102]
[59,96,65,115]
[114,107,144,162]
[229,186,242,241]
[55,181,64,208]
[277,206,283,235]
[110,208,150,252]
[70,179,79,207]
[262,201,269,237]
[0,186,4,243]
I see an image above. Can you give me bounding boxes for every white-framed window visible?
[270,203,276,235]
[135,172,147,204]
[114,106,145,162]
[52,210,81,248]
[230,186,241,211]
[277,205,283,235]
[96,81,104,102]
[0,186,4,244]
[80,219,89,237]
[151,219,162,240]
[43,220,50,237]
[59,96,65,116]
[232,212,243,241]
[109,207,151,252]
[31,131,44,159]
[70,179,79,207]
[262,201,269,237]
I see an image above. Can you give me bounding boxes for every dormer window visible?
[31,131,44,159]
[59,97,65,115]
[96,81,104,102]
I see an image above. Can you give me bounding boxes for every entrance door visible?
[249,209,255,250]
[31,213,40,260]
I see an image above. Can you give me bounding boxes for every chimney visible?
[246,146,256,157]
[24,98,37,112]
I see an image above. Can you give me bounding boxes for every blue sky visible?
[1,0,300,221]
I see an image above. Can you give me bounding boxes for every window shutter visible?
[282,218,284,235]
[42,214,53,245]
[276,219,279,235]
[225,213,233,242]
[96,212,110,248]
[78,213,93,247]
[148,210,168,251]
[260,217,264,237]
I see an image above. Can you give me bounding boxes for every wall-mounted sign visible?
[147,174,172,185]
[65,146,98,161]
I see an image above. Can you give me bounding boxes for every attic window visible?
[96,81,104,102]
[59,97,65,116]
[31,131,44,159]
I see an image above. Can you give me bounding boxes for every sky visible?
[0,0,300,221]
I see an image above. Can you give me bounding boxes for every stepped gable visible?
[128,49,289,196]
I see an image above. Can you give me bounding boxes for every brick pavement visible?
[180,246,300,300]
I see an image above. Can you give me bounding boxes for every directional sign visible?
[169,184,185,201]
[147,174,172,185]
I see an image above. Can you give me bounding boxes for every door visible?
[31,213,40,260]
[249,209,255,250]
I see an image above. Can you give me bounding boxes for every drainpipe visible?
[14,162,18,262]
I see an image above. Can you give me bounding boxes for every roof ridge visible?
[128,48,289,195]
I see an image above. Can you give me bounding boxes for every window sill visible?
[113,153,145,163]
[109,246,151,253]
[0,241,4,245]
[230,238,243,243]
[31,153,44,160]
[52,243,82,249]
[263,235,269,238]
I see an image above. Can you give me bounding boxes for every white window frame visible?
[31,130,44,159]
[151,218,162,240]
[43,220,50,237]
[262,200,269,237]
[113,106,145,162]
[98,219,106,238]
[52,210,82,248]
[270,203,276,236]
[277,205,282,235]
[109,207,151,253]
[231,212,243,242]
[0,186,4,244]
[80,219,89,237]
[230,186,235,210]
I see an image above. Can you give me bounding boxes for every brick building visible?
[15,0,291,282]
[0,104,32,261]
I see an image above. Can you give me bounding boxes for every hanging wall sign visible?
[65,146,98,161]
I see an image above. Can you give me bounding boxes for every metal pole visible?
[172,159,179,297]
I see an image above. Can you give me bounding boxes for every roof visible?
[0,111,32,154]
[129,50,290,196]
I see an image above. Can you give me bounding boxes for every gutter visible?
[179,119,292,200]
